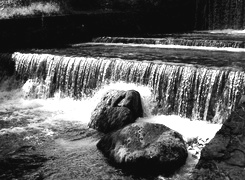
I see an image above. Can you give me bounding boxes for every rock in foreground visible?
[97,122,188,176]
[88,90,143,133]
[195,103,245,179]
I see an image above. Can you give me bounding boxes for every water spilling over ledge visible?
[0,0,245,178]
[195,0,245,30]
[1,41,244,179]
[92,34,245,49]
[1,43,245,123]
[92,31,245,51]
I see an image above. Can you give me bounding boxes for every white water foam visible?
[1,79,221,139]
[138,115,221,142]
[0,80,153,133]
[0,79,223,179]
[22,80,222,141]
[84,42,245,53]
[209,29,245,35]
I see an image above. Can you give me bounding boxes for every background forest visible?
[0,0,187,19]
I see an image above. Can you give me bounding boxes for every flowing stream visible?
[1,33,244,179]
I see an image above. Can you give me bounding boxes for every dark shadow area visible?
[0,147,49,180]
[101,156,184,179]
[0,0,198,50]
[0,0,245,50]
[0,54,15,80]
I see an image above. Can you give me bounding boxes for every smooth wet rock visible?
[97,122,188,175]
[195,102,245,179]
[88,89,143,133]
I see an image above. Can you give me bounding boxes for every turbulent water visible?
[0,78,221,180]
[7,41,245,122]
[1,40,243,179]
[92,34,245,49]
[195,0,245,30]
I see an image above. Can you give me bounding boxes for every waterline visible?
[83,42,245,53]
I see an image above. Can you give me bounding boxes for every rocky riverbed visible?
[0,81,221,180]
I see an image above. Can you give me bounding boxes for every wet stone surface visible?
[194,103,245,180]
[0,103,206,180]
[97,122,188,177]
[89,89,143,133]
[0,79,221,180]
[0,102,148,180]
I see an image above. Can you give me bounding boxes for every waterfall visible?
[93,36,245,49]
[2,52,244,123]
[195,0,245,30]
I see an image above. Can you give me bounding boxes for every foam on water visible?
[86,42,245,53]
[0,79,222,179]
[138,115,221,142]
[209,29,245,35]
[1,79,221,139]
[0,80,152,133]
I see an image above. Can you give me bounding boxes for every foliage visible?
[0,0,186,19]
[0,0,63,19]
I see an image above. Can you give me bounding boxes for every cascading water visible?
[195,0,245,30]
[93,36,245,49]
[1,1,245,178]
[1,41,245,179]
[1,46,244,123]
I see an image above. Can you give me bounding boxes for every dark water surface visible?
[26,43,245,71]
[0,79,221,180]
[1,41,241,179]
[0,82,141,180]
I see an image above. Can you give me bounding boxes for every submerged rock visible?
[97,122,188,176]
[88,89,143,133]
[195,102,245,179]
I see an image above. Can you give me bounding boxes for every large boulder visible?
[88,89,143,133]
[194,102,245,179]
[97,122,188,176]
